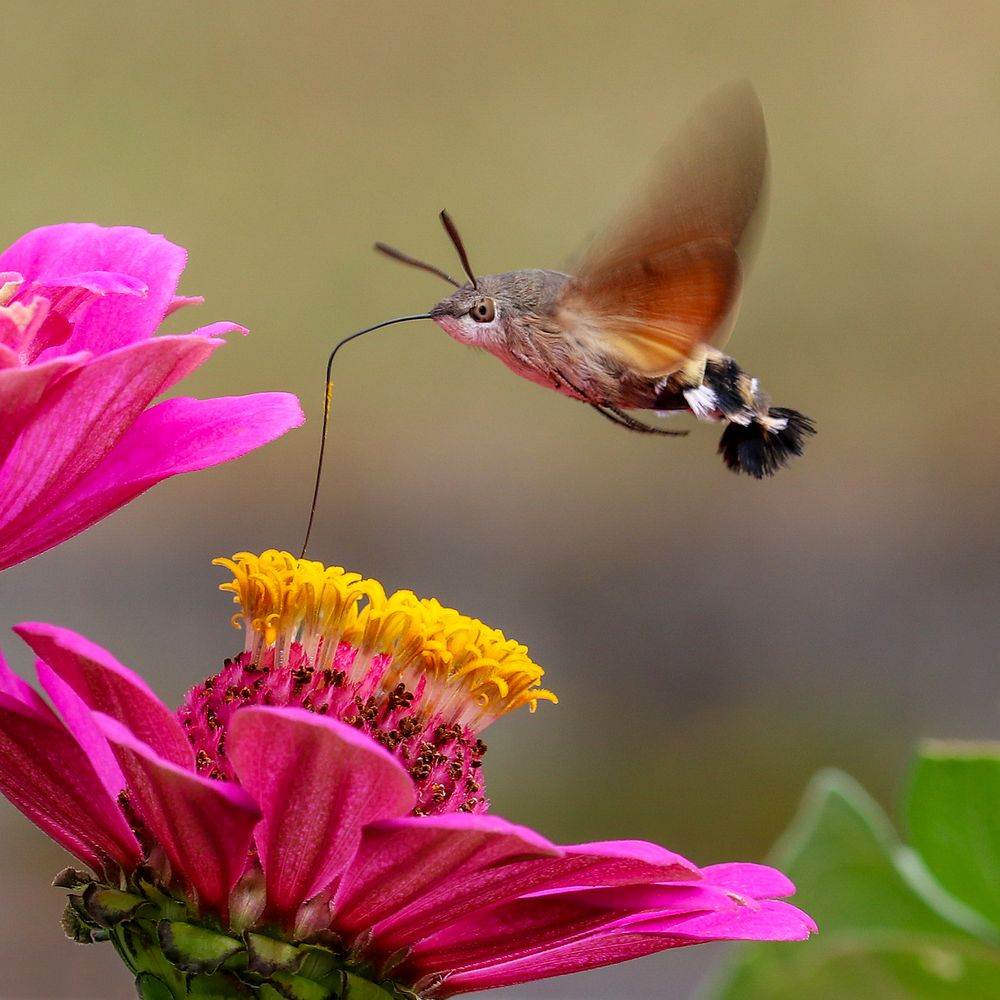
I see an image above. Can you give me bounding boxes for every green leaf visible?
[907,741,1000,932]
[704,769,1000,1000]
[713,941,1000,1000]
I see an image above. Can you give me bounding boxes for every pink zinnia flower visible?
[0,224,304,571]
[0,551,814,997]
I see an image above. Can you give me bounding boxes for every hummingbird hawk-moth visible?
[377,80,814,478]
[300,82,814,555]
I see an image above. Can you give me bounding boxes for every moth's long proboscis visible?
[299,313,432,559]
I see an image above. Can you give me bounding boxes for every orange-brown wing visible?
[558,81,768,378]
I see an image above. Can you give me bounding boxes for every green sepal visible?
[343,972,399,1000]
[157,919,244,974]
[270,969,338,999]
[61,897,107,943]
[246,932,304,976]
[82,883,147,927]
[297,945,346,988]
[135,873,190,923]
[186,970,254,997]
[52,873,416,999]
[382,984,421,1000]
[258,986,287,1000]
[52,866,94,891]
[135,972,177,1000]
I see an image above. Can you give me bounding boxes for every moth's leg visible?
[591,402,689,437]
[544,366,688,437]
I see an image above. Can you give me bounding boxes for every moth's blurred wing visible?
[559,81,768,378]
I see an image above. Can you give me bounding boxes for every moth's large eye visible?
[469,297,496,323]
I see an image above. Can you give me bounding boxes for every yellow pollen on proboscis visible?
[214,550,557,724]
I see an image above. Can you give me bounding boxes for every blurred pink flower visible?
[0,224,303,571]
[0,552,814,998]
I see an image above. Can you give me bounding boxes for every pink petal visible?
[25,273,149,361]
[0,224,187,352]
[548,839,699,891]
[14,623,192,769]
[0,354,86,467]
[227,708,416,919]
[423,930,690,995]
[0,334,219,533]
[334,813,562,942]
[0,692,140,873]
[0,646,56,719]
[418,900,814,996]
[401,883,722,979]
[186,321,248,342]
[407,876,815,994]
[51,389,302,500]
[36,660,127,799]
[0,295,51,364]
[1,391,303,569]
[98,713,260,915]
[632,897,817,941]
[699,861,796,899]
[39,271,148,301]
[405,891,683,995]
[346,827,700,954]
[165,295,204,317]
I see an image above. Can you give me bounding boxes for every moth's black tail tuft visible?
[718,407,816,478]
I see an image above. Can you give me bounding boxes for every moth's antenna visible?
[374,242,461,287]
[439,210,478,290]
[300,313,432,559]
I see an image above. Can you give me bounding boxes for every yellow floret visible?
[215,551,557,723]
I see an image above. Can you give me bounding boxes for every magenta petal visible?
[348,815,700,951]
[0,223,301,572]
[547,839,699,890]
[415,897,814,996]
[47,391,304,504]
[14,623,192,769]
[36,660,127,799]
[98,713,260,914]
[564,839,695,869]
[699,861,796,899]
[39,270,148,300]
[0,224,187,352]
[227,708,416,918]
[404,890,675,993]
[165,295,204,317]
[401,884,712,979]
[0,388,302,570]
[0,692,140,872]
[0,335,218,535]
[335,813,562,942]
[187,321,248,340]
[0,646,56,719]
[408,870,815,992]
[0,354,85,466]
[632,897,817,941]
[28,272,149,359]
[426,929,692,995]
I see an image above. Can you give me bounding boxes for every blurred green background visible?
[1,2,998,997]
